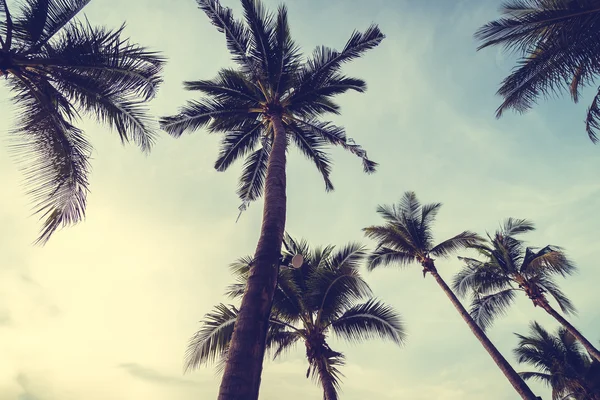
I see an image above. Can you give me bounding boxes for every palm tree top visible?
[363,191,482,272]
[1,0,164,243]
[453,218,578,330]
[185,234,405,397]
[475,0,600,142]
[160,0,383,212]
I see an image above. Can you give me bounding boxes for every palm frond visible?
[224,255,253,298]
[330,299,405,345]
[236,138,270,211]
[470,289,517,330]
[13,0,91,52]
[429,231,482,258]
[266,323,301,360]
[195,0,259,78]
[8,73,90,244]
[519,371,553,385]
[184,303,238,372]
[184,68,261,104]
[585,86,600,143]
[287,122,334,191]
[363,225,417,254]
[535,276,578,315]
[241,0,274,84]
[453,257,512,298]
[367,246,415,271]
[328,242,367,271]
[293,118,377,173]
[502,218,535,236]
[270,4,300,95]
[214,122,263,171]
[522,245,576,277]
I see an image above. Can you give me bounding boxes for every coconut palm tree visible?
[363,192,540,400]
[0,0,164,243]
[453,218,600,363]
[514,322,600,400]
[160,1,382,398]
[475,0,600,142]
[186,235,405,400]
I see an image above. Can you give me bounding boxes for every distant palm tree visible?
[0,0,164,243]
[514,322,600,400]
[186,235,405,400]
[453,218,600,363]
[475,0,600,142]
[364,192,540,400]
[160,1,382,398]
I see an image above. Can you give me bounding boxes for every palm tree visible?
[160,1,382,398]
[363,192,540,400]
[186,235,405,400]
[0,0,164,243]
[453,218,600,363]
[514,322,600,400]
[475,0,600,142]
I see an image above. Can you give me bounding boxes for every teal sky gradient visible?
[1,0,599,399]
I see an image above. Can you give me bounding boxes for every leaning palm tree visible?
[514,322,600,400]
[453,218,600,363]
[363,192,540,400]
[160,1,382,398]
[0,0,164,243]
[186,235,405,400]
[475,0,600,142]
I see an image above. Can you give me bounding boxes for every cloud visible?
[119,363,195,387]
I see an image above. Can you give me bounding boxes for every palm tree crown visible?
[475,0,600,142]
[186,235,405,400]
[160,0,381,212]
[0,0,164,243]
[363,191,481,275]
[453,218,577,330]
[514,322,600,400]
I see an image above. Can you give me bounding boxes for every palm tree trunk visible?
[428,268,540,400]
[541,303,600,363]
[218,114,288,400]
[316,358,338,400]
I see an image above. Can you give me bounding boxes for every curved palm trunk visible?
[541,303,600,363]
[218,114,288,400]
[316,358,338,400]
[427,265,540,400]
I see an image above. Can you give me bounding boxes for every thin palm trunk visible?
[428,268,540,400]
[316,358,338,400]
[218,114,288,400]
[541,303,600,363]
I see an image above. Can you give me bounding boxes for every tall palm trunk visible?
[426,264,540,400]
[218,114,288,400]
[541,302,600,363]
[316,358,338,400]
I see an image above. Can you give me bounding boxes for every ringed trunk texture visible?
[218,114,288,400]
[541,303,600,363]
[428,268,540,400]
[316,358,338,400]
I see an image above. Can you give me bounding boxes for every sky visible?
[1,0,600,399]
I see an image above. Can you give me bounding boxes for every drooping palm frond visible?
[185,304,238,372]
[2,2,164,243]
[530,275,578,315]
[501,217,535,237]
[429,231,482,258]
[586,86,600,142]
[366,246,414,271]
[330,299,406,345]
[470,289,518,330]
[521,245,577,277]
[453,257,512,298]
[475,0,600,140]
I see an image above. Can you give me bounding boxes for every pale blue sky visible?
[1,0,599,399]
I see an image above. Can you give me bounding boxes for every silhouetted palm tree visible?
[475,0,600,142]
[186,235,405,400]
[514,322,600,400]
[160,1,382,398]
[0,0,164,243]
[364,192,540,400]
[453,218,600,363]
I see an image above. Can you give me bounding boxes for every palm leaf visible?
[453,257,512,298]
[214,122,263,171]
[236,138,270,211]
[429,231,482,258]
[470,289,518,330]
[287,122,334,191]
[330,299,405,345]
[586,86,600,143]
[184,303,238,371]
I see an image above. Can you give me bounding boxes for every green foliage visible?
[0,0,164,243]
